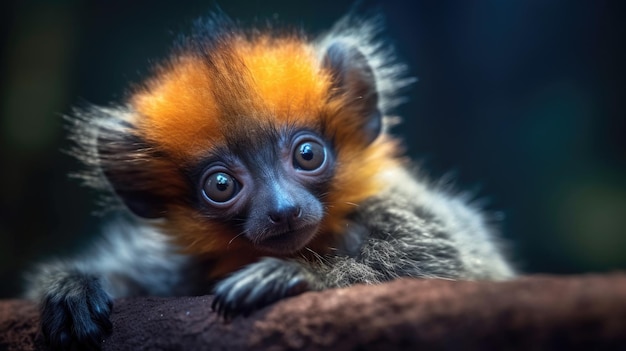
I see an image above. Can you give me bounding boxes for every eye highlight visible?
[202,171,238,203]
[293,140,326,171]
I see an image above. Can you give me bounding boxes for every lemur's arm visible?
[25,217,195,349]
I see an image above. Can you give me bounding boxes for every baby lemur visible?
[26,12,514,350]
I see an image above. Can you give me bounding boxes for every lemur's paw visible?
[40,272,112,350]
[211,257,310,320]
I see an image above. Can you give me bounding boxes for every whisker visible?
[227,231,247,248]
[304,246,327,264]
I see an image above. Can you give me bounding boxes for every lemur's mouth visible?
[255,223,319,254]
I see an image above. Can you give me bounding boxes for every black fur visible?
[323,41,382,144]
[39,270,112,350]
[211,258,313,320]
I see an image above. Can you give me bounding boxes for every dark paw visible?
[211,258,311,320]
[40,272,113,350]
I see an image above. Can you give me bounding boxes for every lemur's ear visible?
[322,41,381,144]
[97,131,167,219]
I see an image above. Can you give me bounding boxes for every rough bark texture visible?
[1,274,625,351]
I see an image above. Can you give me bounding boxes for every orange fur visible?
[132,37,330,162]
[129,32,402,276]
[238,36,329,122]
[133,56,224,161]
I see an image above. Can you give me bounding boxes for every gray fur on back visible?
[309,166,514,289]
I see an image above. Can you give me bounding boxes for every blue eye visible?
[293,141,326,171]
[203,172,237,202]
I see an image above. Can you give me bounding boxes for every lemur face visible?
[194,127,334,255]
[94,21,401,258]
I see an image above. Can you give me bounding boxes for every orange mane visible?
[127,30,401,276]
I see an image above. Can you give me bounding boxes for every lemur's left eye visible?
[293,140,326,171]
[202,172,238,203]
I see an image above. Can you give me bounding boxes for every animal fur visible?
[25,12,514,350]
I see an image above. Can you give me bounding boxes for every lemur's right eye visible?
[293,140,326,171]
[202,172,238,203]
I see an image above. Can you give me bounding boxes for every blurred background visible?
[0,0,624,298]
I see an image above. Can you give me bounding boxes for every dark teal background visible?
[1,1,625,297]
